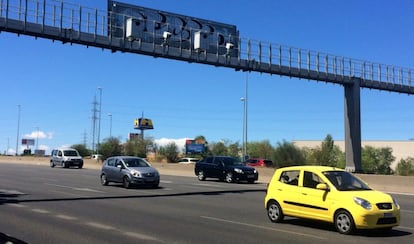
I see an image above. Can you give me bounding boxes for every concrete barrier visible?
[0,156,413,195]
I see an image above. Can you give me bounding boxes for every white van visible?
[50,148,84,169]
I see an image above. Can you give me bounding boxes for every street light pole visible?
[245,73,248,160]
[16,104,21,156]
[108,113,112,137]
[35,126,39,151]
[97,87,102,154]
[240,97,246,159]
[240,73,249,160]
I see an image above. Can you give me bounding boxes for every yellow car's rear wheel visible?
[267,200,284,223]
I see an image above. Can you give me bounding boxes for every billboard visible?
[185,139,205,154]
[108,1,239,56]
[22,138,35,146]
[134,118,154,130]
[129,133,140,140]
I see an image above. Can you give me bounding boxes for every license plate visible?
[384,213,393,218]
[247,175,254,178]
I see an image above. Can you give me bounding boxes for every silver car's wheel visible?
[197,171,205,181]
[335,210,355,234]
[267,201,284,223]
[225,172,233,183]
[100,174,108,186]
[62,162,66,168]
[50,161,55,168]
[123,176,131,189]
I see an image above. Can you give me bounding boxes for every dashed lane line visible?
[44,183,105,193]
[5,204,163,242]
[200,215,327,240]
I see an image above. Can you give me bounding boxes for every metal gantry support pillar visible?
[344,78,362,172]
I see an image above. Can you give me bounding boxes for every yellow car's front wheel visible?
[335,210,355,234]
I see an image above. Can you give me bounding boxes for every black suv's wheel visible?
[267,200,284,223]
[123,176,131,189]
[197,171,206,181]
[335,210,355,234]
[100,174,108,186]
[225,172,234,183]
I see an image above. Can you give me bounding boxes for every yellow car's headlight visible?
[353,197,372,210]
[392,197,400,208]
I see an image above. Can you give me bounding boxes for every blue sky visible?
[1,0,414,155]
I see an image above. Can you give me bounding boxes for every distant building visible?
[293,140,414,169]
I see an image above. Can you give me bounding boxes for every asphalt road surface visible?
[0,163,413,244]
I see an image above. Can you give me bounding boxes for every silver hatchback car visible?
[100,156,160,188]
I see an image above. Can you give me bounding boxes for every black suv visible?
[194,156,258,183]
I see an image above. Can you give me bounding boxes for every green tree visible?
[304,134,345,168]
[99,137,123,160]
[71,144,90,157]
[247,140,274,159]
[227,142,240,157]
[159,142,179,163]
[272,140,305,168]
[209,141,228,156]
[396,157,414,176]
[124,137,154,158]
[361,146,394,174]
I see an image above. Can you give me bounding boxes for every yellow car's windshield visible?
[323,171,371,191]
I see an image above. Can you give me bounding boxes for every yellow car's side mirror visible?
[316,183,329,191]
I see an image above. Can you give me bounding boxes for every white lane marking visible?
[72,187,105,193]
[6,203,27,208]
[55,214,78,220]
[200,216,327,240]
[31,208,50,214]
[193,183,224,188]
[388,191,414,196]
[398,226,414,231]
[401,209,414,214]
[124,231,161,242]
[160,180,172,184]
[44,183,105,193]
[0,189,25,195]
[86,222,115,230]
[6,203,163,242]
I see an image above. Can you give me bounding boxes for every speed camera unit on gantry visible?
[108,1,240,58]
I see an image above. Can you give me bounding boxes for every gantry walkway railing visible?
[1,0,414,94]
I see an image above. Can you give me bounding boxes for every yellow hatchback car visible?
[264,166,400,234]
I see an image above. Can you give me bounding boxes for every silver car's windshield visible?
[123,158,149,167]
[323,171,371,191]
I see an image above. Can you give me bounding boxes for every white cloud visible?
[24,130,53,139]
[6,148,15,155]
[154,138,190,152]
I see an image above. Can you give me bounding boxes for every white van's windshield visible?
[64,150,79,157]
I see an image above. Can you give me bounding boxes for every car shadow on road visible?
[0,232,28,244]
[281,218,412,237]
[0,188,266,205]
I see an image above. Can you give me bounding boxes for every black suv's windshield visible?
[219,157,245,166]
[123,158,149,167]
[323,171,371,191]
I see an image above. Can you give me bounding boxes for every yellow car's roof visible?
[277,165,344,173]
